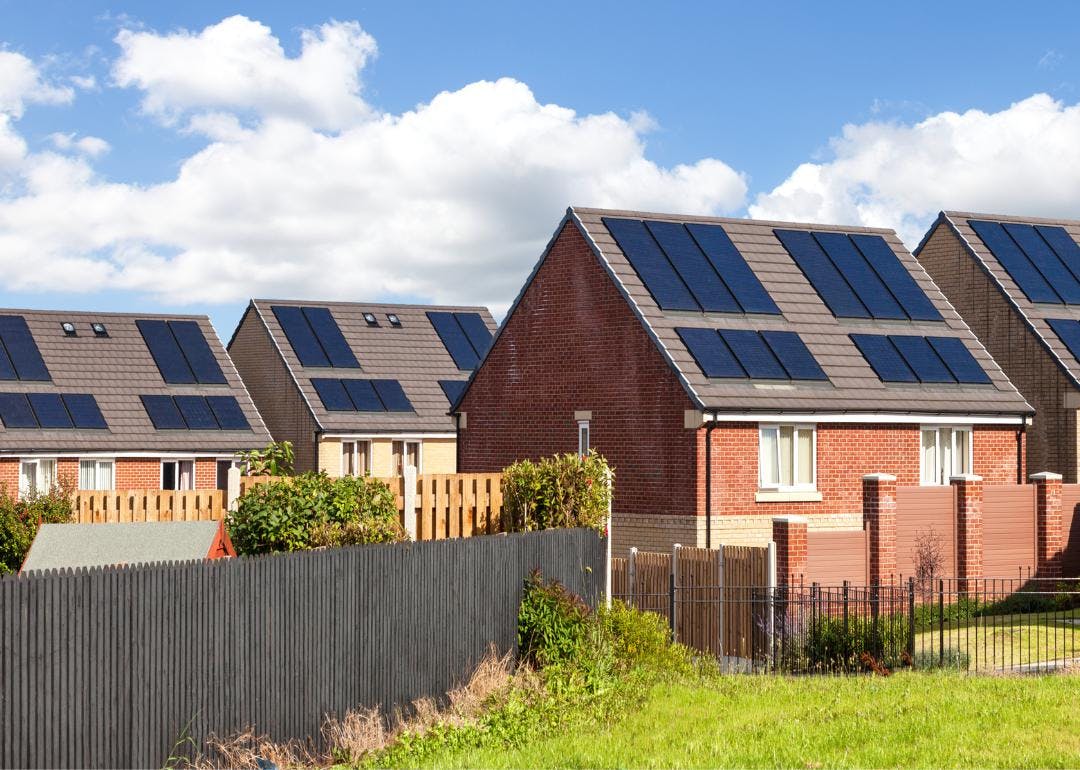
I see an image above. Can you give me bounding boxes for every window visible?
[19,458,56,497]
[342,440,371,477]
[78,459,114,491]
[216,459,237,491]
[391,440,421,476]
[578,420,590,457]
[162,459,195,490]
[921,426,972,485]
[759,424,816,490]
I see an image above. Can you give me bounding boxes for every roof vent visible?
[60,322,77,337]
[91,322,108,337]
[386,313,402,327]
[362,312,379,327]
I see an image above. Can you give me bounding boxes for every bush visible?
[236,441,294,476]
[226,472,405,555]
[0,479,75,574]
[795,612,911,672]
[502,452,611,533]
[517,570,592,669]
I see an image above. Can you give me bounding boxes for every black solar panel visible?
[926,337,992,385]
[439,379,468,404]
[675,328,745,378]
[969,220,1060,303]
[1046,318,1080,369]
[1036,226,1080,282]
[428,312,480,370]
[168,320,228,384]
[848,234,943,321]
[813,232,906,320]
[206,395,250,430]
[0,344,15,381]
[1002,223,1080,304]
[302,307,360,368]
[272,305,331,367]
[63,394,108,429]
[603,217,698,311]
[0,315,50,381]
[455,313,494,358]
[343,379,384,411]
[685,223,781,315]
[760,331,828,381]
[718,330,786,379]
[175,395,220,429]
[311,378,354,411]
[141,395,187,429]
[645,221,740,313]
[775,230,869,318]
[888,335,956,384]
[27,393,73,428]
[372,380,413,412]
[137,319,196,384]
[850,334,917,383]
[0,393,36,428]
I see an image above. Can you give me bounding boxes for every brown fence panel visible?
[721,545,769,659]
[982,484,1036,578]
[1063,484,1080,577]
[895,485,956,581]
[676,547,721,656]
[73,490,225,523]
[805,529,868,585]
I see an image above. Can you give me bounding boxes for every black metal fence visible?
[0,528,605,769]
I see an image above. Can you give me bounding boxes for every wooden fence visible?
[73,489,225,523]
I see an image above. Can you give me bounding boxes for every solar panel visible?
[888,335,956,383]
[141,395,187,429]
[968,220,1060,303]
[774,230,869,318]
[428,312,480,370]
[342,379,384,411]
[206,395,250,430]
[311,378,354,411]
[27,393,73,428]
[174,395,219,429]
[813,232,906,320]
[685,223,781,314]
[926,337,992,385]
[439,379,468,404]
[137,319,196,384]
[849,334,917,383]
[645,221,740,312]
[63,393,108,429]
[372,379,413,412]
[675,328,745,378]
[760,331,828,381]
[848,234,943,322]
[0,343,15,381]
[168,321,227,384]
[272,306,330,367]
[1002,223,1080,304]
[718,330,788,379]
[603,217,699,311]
[0,393,36,428]
[302,307,360,368]
[0,316,50,381]
[454,312,494,358]
[1035,226,1080,283]
[1046,318,1080,370]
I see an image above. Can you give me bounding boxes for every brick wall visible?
[0,456,224,496]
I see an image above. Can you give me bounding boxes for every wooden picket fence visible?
[73,490,226,524]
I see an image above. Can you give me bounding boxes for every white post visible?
[605,467,613,608]
[670,543,681,642]
[403,465,418,541]
[226,466,241,512]
[628,547,638,608]
[716,544,725,664]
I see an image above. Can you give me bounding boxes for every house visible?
[916,212,1080,482]
[228,300,497,477]
[0,309,271,498]
[453,207,1033,554]
[21,520,235,572]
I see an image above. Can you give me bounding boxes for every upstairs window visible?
[759,424,816,491]
[921,426,972,485]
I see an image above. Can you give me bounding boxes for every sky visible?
[2,1,1080,338]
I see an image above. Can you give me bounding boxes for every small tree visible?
[0,479,76,574]
[237,441,294,476]
[912,526,946,598]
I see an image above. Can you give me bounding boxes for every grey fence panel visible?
[0,528,603,769]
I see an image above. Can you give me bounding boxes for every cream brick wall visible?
[319,438,344,477]
[422,438,457,474]
[317,436,457,477]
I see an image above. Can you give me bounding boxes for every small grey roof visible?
[0,308,271,453]
[245,300,497,432]
[937,211,1080,391]
[567,207,1031,416]
[21,521,222,572]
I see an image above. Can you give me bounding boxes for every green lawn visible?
[914,613,1080,670]
[415,672,1080,769]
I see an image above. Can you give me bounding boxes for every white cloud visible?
[0,50,74,118]
[49,132,110,157]
[751,93,1080,246]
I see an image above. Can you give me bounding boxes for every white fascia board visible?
[320,432,457,440]
[1,450,240,459]
[703,412,1025,426]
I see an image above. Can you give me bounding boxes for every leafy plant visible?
[236,441,294,476]
[793,612,911,672]
[502,452,611,533]
[518,570,592,668]
[0,478,76,574]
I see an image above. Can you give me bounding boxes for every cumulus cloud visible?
[0,50,74,117]
[751,94,1080,246]
[49,132,110,157]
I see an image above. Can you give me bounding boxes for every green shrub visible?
[502,452,611,533]
[597,600,696,676]
[236,440,294,476]
[795,612,910,672]
[226,472,404,555]
[517,570,592,668]
[0,480,75,574]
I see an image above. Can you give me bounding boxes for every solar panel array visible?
[311,378,414,413]
[137,320,227,384]
[141,395,251,430]
[1045,318,1080,367]
[0,393,107,429]
[968,220,1080,305]
[0,315,51,381]
[773,230,942,321]
[439,379,468,405]
[427,312,493,370]
[675,327,827,381]
[602,217,780,314]
[849,334,991,384]
[271,306,361,368]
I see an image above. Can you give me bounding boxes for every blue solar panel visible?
[645,221,740,312]
[813,232,906,319]
[774,230,869,318]
[206,395,250,430]
[141,395,187,429]
[272,306,331,367]
[850,334,917,383]
[428,312,480,370]
[302,307,360,368]
[439,379,468,404]
[1036,226,1080,284]
[719,330,787,379]
[0,343,15,381]
[62,393,107,429]
[454,312,494,358]
[0,393,36,428]
[343,379,384,411]
[311,378,354,411]
[168,320,228,384]
[0,316,50,381]
[372,379,413,412]
[675,328,745,378]
[27,393,72,428]
[760,331,828,381]
[603,217,699,311]
[175,395,219,429]
[926,337,992,385]
[685,224,781,315]
[848,234,943,322]
[1046,318,1080,370]
[888,335,956,384]
[968,220,1060,303]
[137,319,196,384]
[1002,223,1080,304]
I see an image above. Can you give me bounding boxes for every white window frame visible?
[160,458,197,491]
[920,425,973,486]
[19,457,57,497]
[78,458,115,491]
[341,440,372,477]
[391,440,423,476]
[758,423,817,492]
[578,420,590,457]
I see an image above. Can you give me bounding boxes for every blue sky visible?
[2,1,1080,337]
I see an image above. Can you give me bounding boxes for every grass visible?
[413,672,1080,769]
[914,610,1080,669]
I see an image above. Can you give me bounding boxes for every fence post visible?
[226,466,241,512]
[938,577,945,667]
[628,547,638,608]
[766,539,776,664]
[1031,472,1064,578]
[605,467,613,608]
[863,473,898,586]
[951,474,984,594]
[716,544,725,663]
[907,577,916,664]
[669,543,681,643]
[404,465,418,540]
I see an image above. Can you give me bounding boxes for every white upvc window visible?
[921,426,972,485]
[342,440,371,477]
[161,459,195,491]
[391,441,422,476]
[578,420,590,457]
[19,458,57,497]
[759,424,816,491]
[78,459,115,491]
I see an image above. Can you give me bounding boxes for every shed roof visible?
[21,521,224,572]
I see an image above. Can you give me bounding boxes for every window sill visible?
[755,490,823,503]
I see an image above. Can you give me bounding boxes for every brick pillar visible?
[1031,471,1063,578]
[951,474,983,590]
[771,515,808,587]
[863,473,897,586]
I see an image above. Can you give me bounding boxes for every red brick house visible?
[453,208,1033,554]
